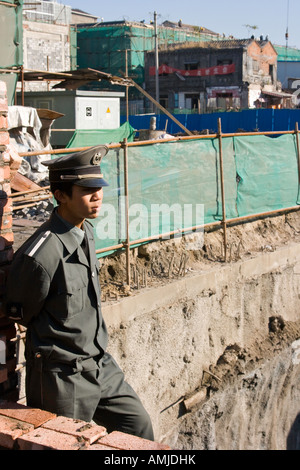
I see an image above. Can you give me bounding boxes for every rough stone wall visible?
[22,21,72,92]
[103,243,300,449]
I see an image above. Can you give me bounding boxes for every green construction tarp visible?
[233,134,299,215]
[0,1,23,105]
[91,133,300,257]
[66,122,136,148]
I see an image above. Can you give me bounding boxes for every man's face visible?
[55,185,103,227]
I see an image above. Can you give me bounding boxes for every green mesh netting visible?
[89,133,299,257]
[66,122,136,148]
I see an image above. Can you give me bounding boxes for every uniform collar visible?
[55,210,85,246]
[50,209,89,258]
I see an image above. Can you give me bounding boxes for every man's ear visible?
[53,189,68,204]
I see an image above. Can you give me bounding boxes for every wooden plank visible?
[11,172,41,193]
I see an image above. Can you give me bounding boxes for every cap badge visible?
[92,152,102,165]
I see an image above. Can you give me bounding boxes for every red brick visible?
[0,98,8,114]
[0,232,14,250]
[98,431,171,451]
[0,197,13,213]
[17,427,88,450]
[84,442,120,450]
[0,214,12,231]
[0,131,9,146]
[0,415,34,449]
[0,182,11,195]
[6,144,22,171]
[1,150,10,164]
[42,416,107,445]
[0,115,8,130]
[0,400,56,428]
[0,165,10,181]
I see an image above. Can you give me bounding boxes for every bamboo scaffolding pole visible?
[12,196,52,211]
[122,138,131,286]
[129,79,193,137]
[0,1,17,7]
[218,118,227,261]
[11,186,51,197]
[18,129,296,159]
[95,205,300,256]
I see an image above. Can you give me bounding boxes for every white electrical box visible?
[75,96,120,130]
[21,90,125,147]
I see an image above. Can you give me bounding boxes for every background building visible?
[145,38,280,113]
[76,19,219,114]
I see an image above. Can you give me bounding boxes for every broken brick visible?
[0,400,56,428]
[17,427,88,451]
[0,414,34,449]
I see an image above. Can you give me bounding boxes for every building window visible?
[217,59,233,66]
[216,93,233,109]
[160,95,169,109]
[184,62,199,71]
[253,60,260,72]
[185,93,200,110]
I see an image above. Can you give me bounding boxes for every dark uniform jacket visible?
[5,210,108,369]
[5,210,154,438]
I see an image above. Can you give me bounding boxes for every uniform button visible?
[92,272,95,277]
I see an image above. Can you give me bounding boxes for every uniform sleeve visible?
[5,254,51,327]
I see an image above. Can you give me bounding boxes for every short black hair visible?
[50,181,74,204]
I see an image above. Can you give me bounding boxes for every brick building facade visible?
[145,38,279,112]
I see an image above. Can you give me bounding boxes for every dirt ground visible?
[97,209,300,300]
[96,210,300,399]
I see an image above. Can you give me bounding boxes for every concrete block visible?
[42,416,107,445]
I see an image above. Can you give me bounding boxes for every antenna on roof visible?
[285,0,289,48]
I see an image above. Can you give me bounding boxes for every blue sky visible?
[65,0,300,49]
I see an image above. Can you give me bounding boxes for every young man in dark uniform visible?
[5,145,154,441]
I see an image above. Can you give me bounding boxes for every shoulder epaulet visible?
[24,230,52,258]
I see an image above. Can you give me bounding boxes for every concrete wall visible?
[103,243,300,449]
[22,21,72,92]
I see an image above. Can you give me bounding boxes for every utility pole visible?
[154,11,160,106]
